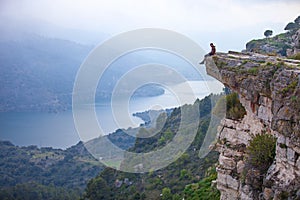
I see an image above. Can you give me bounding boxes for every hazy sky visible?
[1,0,299,51]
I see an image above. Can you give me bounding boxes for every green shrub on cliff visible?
[213,92,246,120]
[183,167,220,200]
[246,133,276,172]
[226,93,246,120]
[242,133,276,189]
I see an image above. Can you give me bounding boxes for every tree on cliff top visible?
[264,30,273,38]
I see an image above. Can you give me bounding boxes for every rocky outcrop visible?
[205,51,300,199]
[246,32,294,56]
[294,29,300,50]
[287,29,300,56]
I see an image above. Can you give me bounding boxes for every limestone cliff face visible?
[205,52,300,199]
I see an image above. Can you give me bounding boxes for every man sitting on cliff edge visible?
[199,43,216,64]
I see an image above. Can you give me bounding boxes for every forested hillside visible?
[0,140,102,199]
[83,95,222,200]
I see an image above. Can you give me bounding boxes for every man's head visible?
[210,43,214,47]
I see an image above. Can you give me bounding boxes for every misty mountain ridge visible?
[0,16,109,45]
[0,27,204,112]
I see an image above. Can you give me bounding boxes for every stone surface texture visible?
[205,52,300,199]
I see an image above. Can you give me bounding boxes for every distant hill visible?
[0,32,205,112]
[0,34,92,112]
[0,34,166,112]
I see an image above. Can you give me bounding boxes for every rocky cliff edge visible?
[205,51,300,199]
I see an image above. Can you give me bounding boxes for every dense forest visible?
[0,130,137,199]
[0,140,102,199]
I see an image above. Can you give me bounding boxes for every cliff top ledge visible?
[205,51,300,137]
[206,51,300,84]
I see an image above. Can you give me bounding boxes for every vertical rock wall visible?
[205,52,300,199]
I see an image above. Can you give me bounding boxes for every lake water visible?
[0,81,223,149]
